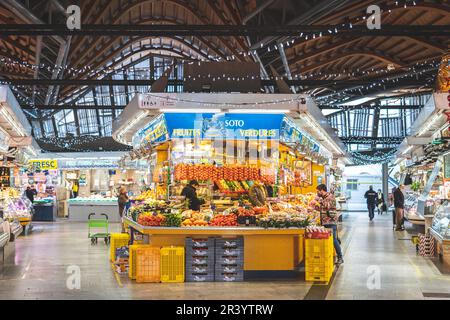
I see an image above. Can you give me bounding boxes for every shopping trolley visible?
[88,213,110,245]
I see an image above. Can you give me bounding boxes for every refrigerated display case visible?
[431,201,450,240]
[0,218,9,249]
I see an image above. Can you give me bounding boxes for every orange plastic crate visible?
[136,247,161,283]
[129,244,152,279]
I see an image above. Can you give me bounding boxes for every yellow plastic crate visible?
[305,237,333,257]
[305,237,334,283]
[305,272,332,283]
[109,233,130,262]
[129,244,152,279]
[136,247,161,283]
[305,262,334,275]
[160,246,185,283]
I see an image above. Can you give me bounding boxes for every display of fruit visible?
[252,206,267,215]
[209,214,238,227]
[135,190,154,201]
[175,164,267,182]
[237,207,255,217]
[162,213,183,227]
[137,212,166,226]
[181,218,208,227]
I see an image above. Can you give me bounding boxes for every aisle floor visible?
[0,213,449,300]
[328,212,450,300]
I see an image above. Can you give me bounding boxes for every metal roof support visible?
[242,0,276,24]
[278,44,296,93]
[2,0,64,44]
[32,36,42,105]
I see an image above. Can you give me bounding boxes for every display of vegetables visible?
[162,213,183,227]
[137,212,166,226]
[257,213,310,229]
[209,213,238,227]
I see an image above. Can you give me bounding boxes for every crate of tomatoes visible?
[305,226,332,239]
[236,207,256,226]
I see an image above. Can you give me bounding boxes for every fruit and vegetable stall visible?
[123,194,321,274]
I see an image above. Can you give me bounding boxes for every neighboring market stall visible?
[112,93,348,280]
[396,56,450,265]
[24,152,148,221]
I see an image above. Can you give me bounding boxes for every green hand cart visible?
[88,213,110,245]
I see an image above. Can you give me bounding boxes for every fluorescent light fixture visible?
[300,113,344,156]
[0,107,26,137]
[116,111,148,144]
[402,146,413,155]
[228,109,291,114]
[417,113,442,137]
[160,108,221,113]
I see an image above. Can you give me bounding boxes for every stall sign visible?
[58,159,118,169]
[164,113,282,140]
[135,114,169,147]
[280,117,320,153]
[29,159,58,170]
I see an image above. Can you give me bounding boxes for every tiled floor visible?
[1,213,449,300]
[327,212,450,300]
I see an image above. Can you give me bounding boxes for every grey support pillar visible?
[382,163,389,201]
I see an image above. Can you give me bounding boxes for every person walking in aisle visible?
[394,185,405,231]
[364,185,378,221]
[316,184,344,265]
[377,189,386,215]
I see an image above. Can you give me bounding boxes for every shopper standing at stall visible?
[181,180,205,211]
[364,185,378,221]
[118,186,129,232]
[316,184,344,265]
[25,185,37,203]
[72,181,79,198]
[394,185,405,231]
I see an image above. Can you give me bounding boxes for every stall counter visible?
[124,217,305,276]
[68,198,120,222]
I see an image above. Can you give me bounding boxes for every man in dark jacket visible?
[364,185,378,221]
[394,185,405,231]
[25,185,37,203]
[181,180,205,211]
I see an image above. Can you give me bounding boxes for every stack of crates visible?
[418,233,435,257]
[305,236,334,283]
[161,246,185,283]
[215,237,244,282]
[185,238,215,282]
[109,233,130,262]
[135,246,161,283]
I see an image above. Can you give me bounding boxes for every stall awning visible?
[112,93,348,159]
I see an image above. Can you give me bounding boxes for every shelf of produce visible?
[124,217,305,274]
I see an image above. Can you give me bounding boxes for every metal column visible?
[382,163,389,202]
